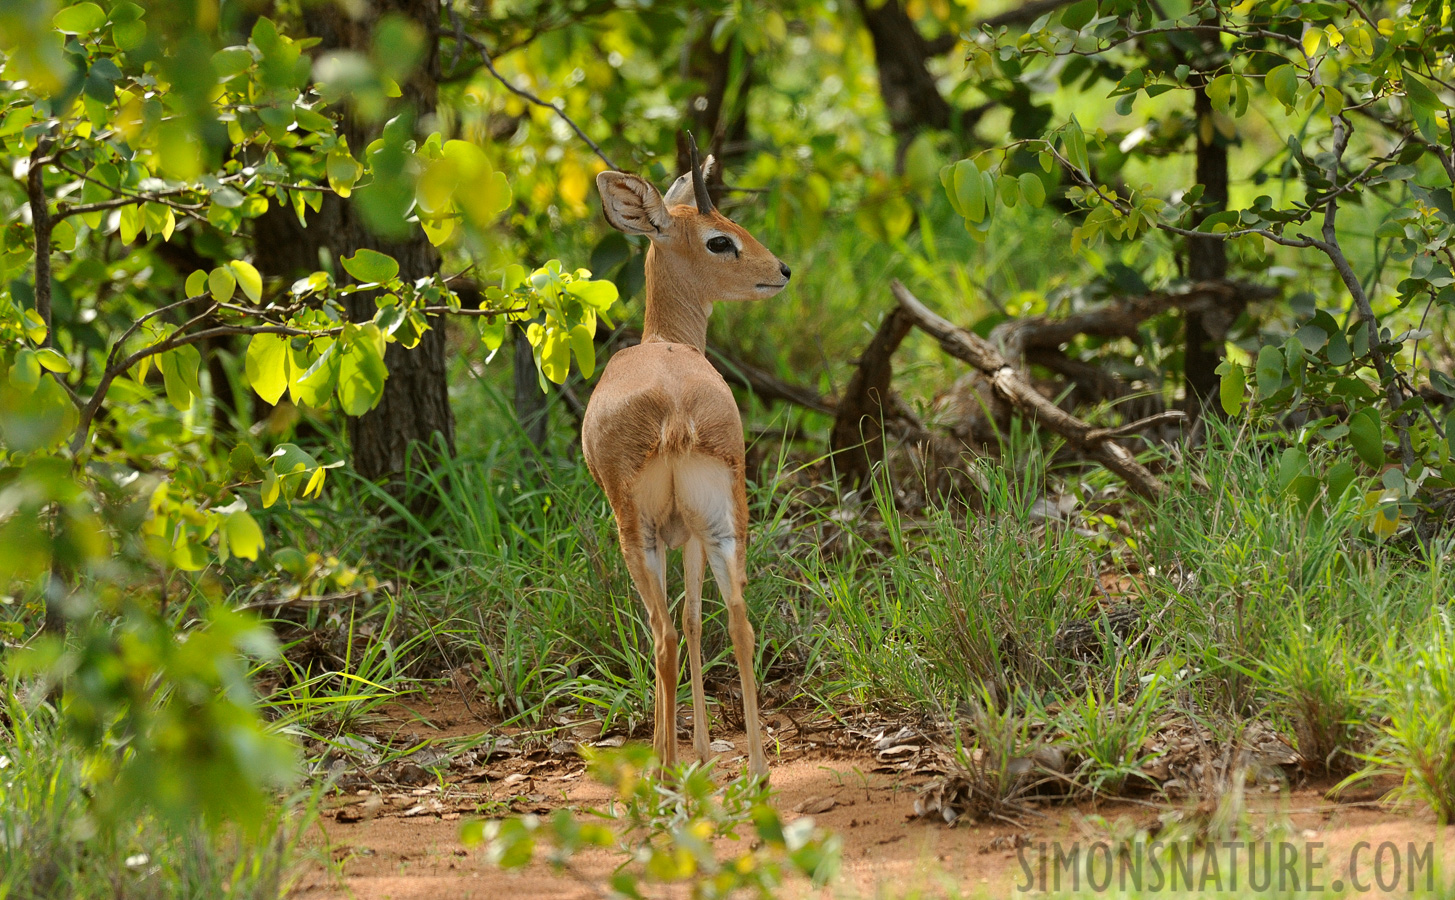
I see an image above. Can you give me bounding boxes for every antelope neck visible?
[641,249,713,351]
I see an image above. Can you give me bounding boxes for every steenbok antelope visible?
[583,136,790,779]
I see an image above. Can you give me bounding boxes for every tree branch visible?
[446,6,618,171]
[892,280,1169,499]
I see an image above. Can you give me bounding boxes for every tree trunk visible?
[1182,86,1234,416]
[253,0,453,478]
[854,0,954,142]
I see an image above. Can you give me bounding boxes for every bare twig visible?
[446,6,618,171]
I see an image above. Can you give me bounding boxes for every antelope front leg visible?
[682,538,711,763]
[706,538,769,780]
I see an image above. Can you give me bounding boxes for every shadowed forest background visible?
[1,0,1455,895]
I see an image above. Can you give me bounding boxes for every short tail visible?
[658,417,697,456]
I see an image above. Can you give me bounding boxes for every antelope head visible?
[595,138,791,309]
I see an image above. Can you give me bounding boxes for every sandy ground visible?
[290,697,1455,899]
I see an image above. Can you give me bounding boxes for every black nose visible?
[780,262,792,280]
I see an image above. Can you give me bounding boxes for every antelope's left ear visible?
[597,171,673,237]
[661,154,716,210]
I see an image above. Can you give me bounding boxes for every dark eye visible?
[706,235,736,255]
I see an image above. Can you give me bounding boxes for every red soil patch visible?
[290,697,1455,899]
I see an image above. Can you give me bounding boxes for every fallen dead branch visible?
[892,280,1176,500]
[990,280,1274,366]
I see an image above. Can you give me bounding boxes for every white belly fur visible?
[632,453,736,549]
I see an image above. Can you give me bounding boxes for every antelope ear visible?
[661,154,716,210]
[597,172,672,237]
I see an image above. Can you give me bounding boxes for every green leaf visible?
[939,165,960,216]
[294,341,339,408]
[225,511,264,561]
[1404,72,1441,111]
[1347,407,1384,468]
[1277,447,1311,492]
[245,333,291,405]
[337,324,388,415]
[1327,460,1357,502]
[9,349,40,393]
[158,345,202,411]
[1325,331,1352,366]
[208,267,237,303]
[1219,360,1245,416]
[1265,65,1298,109]
[212,47,255,79]
[1061,0,1096,31]
[54,3,107,35]
[1062,118,1089,173]
[997,173,1019,208]
[228,260,264,303]
[1207,74,1234,113]
[1018,172,1046,208]
[1255,345,1284,399]
[1293,323,1328,353]
[230,444,260,477]
[480,316,506,354]
[341,249,399,284]
[952,160,985,223]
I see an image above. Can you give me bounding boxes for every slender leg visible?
[682,538,711,763]
[617,515,679,769]
[705,536,768,779]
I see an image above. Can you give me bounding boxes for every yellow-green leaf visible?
[185,269,208,298]
[341,249,399,284]
[35,348,70,373]
[225,510,264,560]
[9,349,40,393]
[208,267,237,303]
[1301,28,1324,57]
[229,260,264,303]
[1219,361,1245,416]
[1266,64,1297,109]
[54,3,106,35]
[1018,172,1047,208]
[569,324,595,379]
[158,345,201,411]
[337,324,388,415]
[23,310,47,344]
[245,333,291,405]
[326,144,363,198]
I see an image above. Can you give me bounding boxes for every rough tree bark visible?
[1182,85,1234,417]
[253,0,453,479]
[853,0,957,144]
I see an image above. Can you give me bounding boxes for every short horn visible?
[685,131,714,214]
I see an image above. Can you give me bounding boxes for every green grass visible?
[0,687,316,900]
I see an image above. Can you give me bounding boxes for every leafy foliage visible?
[952,0,1455,534]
